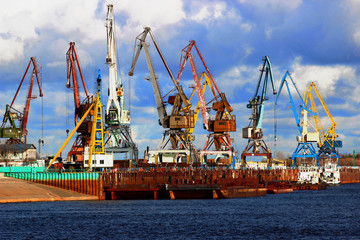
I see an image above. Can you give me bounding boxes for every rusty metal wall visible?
[340,168,360,183]
[101,168,300,189]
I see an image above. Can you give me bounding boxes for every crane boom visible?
[275,71,304,133]
[253,56,276,129]
[0,57,43,144]
[66,42,90,125]
[275,71,319,166]
[47,100,95,170]
[177,40,235,134]
[303,82,342,150]
[188,72,214,134]
[241,56,276,166]
[129,28,167,126]
[188,53,209,129]
[105,4,130,125]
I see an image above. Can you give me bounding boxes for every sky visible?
[1,0,360,159]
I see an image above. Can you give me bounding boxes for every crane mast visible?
[241,56,276,167]
[104,4,137,165]
[65,42,94,164]
[129,27,196,165]
[274,71,319,167]
[47,92,114,170]
[105,4,130,125]
[129,27,167,126]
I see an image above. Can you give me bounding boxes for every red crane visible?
[66,42,90,125]
[65,42,93,163]
[177,41,236,165]
[0,57,43,144]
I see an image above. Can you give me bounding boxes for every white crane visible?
[105,4,130,125]
[104,4,137,164]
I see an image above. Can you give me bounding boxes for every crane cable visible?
[274,103,277,152]
[66,90,69,136]
[41,96,44,142]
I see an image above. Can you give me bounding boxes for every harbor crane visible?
[47,92,113,170]
[104,4,138,165]
[241,56,277,167]
[0,57,43,144]
[274,71,319,167]
[303,82,342,165]
[129,27,196,165]
[177,40,236,166]
[187,72,214,135]
[65,42,94,164]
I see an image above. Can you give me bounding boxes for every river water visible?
[0,184,359,239]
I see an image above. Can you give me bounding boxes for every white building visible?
[0,144,37,167]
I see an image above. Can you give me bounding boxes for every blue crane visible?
[274,71,319,167]
[241,56,277,167]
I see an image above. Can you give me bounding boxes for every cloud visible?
[238,0,302,11]
[347,0,360,46]
[114,0,185,43]
[132,108,158,120]
[188,1,226,23]
[0,37,24,64]
[0,0,105,65]
[185,1,252,32]
[46,61,64,68]
[284,57,357,97]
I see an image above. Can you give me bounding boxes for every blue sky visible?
[1,0,359,158]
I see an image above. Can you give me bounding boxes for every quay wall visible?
[102,168,299,189]
[5,172,102,198]
[4,168,359,198]
[340,167,360,183]
[6,168,299,198]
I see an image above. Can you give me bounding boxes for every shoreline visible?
[0,174,98,203]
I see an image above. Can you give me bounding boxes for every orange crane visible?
[177,40,236,166]
[65,42,94,164]
[0,57,43,144]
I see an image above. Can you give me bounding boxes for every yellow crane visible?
[47,93,111,170]
[303,82,342,164]
[187,72,214,135]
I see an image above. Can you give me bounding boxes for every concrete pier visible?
[0,173,98,203]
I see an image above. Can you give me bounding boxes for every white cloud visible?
[0,0,105,65]
[190,2,226,22]
[289,57,356,97]
[265,28,272,39]
[238,0,302,12]
[0,37,24,64]
[114,0,185,43]
[244,47,255,58]
[186,1,252,32]
[47,61,64,68]
[347,0,360,46]
[132,106,157,115]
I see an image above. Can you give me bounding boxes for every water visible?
[0,184,359,239]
